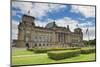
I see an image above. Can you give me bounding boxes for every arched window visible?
[47,44,48,46]
[35,44,37,47]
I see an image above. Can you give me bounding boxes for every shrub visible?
[33,47,81,53]
[51,47,81,51]
[27,48,34,51]
[47,50,80,60]
[33,48,50,53]
[81,47,95,54]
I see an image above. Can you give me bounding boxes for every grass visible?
[12,48,96,66]
[12,48,33,56]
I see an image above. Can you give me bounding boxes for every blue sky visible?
[12,1,96,40]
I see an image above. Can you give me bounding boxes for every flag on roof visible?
[86,28,88,34]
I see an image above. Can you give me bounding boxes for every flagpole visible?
[87,22,89,46]
[86,22,89,46]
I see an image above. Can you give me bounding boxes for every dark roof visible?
[45,22,71,31]
[45,21,57,28]
[35,26,54,31]
[22,14,35,19]
[74,28,82,30]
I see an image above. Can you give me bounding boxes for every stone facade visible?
[17,14,84,48]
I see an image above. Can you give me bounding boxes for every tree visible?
[83,39,96,47]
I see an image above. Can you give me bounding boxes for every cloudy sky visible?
[11,1,96,40]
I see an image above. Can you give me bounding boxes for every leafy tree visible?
[83,39,96,47]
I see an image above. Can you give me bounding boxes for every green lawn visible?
[12,48,96,66]
[12,48,33,56]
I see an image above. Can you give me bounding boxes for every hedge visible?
[81,47,95,54]
[33,47,81,53]
[27,48,34,51]
[47,50,80,60]
[33,48,50,53]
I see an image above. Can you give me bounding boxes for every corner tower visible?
[73,28,84,47]
[17,14,35,47]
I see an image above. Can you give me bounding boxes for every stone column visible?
[52,32,56,46]
[29,29,33,48]
[17,28,25,47]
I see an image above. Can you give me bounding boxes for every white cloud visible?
[12,1,33,14]
[82,27,95,40]
[34,20,48,27]
[12,10,16,16]
[34,18,55,27]
[71,5,95,18]
[79,21,95,28]
[12,1,67,18]
[55,17,79,32]
[12,20,19,39]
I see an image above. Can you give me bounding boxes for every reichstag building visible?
[17,14,84,48]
